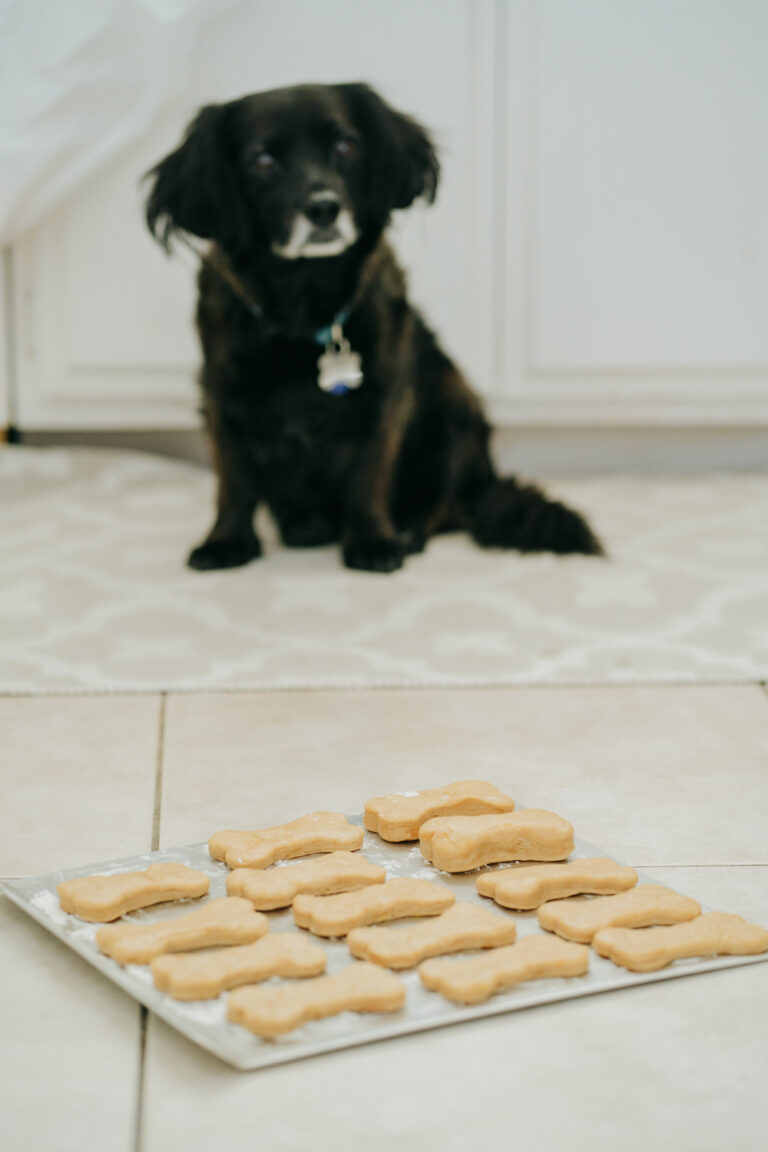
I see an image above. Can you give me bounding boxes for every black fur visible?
[145,82,602,572]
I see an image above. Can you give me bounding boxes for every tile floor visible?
[1,685,767,1152]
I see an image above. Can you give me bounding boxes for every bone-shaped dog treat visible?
[593,912,768,973]
[151,933,327,1000]
[96,897,268,964]
[209,812,363,869]
[419,933,590,1004]
[292,878,456,937]
[226,852,386,910]
[227,961,406,1037]
[364,780,515,842]
[537,884,701,943]
[476,858,638,911]
[347,902,518,969]
[419,809,574,873]
[57,862,210,922]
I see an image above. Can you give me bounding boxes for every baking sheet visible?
[3,815,767,1071]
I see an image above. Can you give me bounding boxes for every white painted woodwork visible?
[12,0,494,430]
[9,0,768,431]
[497,0,768,427]
[0,250,10,429]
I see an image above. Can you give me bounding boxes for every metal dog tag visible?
[317,323,363,396]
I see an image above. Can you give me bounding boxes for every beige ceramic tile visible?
[160,686,768,864]
[0,694,160,875]
[139,866,767,1152]
[642,866,768,922]
[0,896,140,1152]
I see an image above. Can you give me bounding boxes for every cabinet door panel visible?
[497,0,768,428]
[532,0,768,371]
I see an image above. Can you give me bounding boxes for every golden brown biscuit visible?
[364,780,515,842]
[419,809,574,873]
[419,933,590,1003]
[227,962,405,1037]
[226,852,385,910]
[593,912,768,972]
[209,812,363,869]
[57,862,210,923]
[151,933,327,1000]
[476,858,638,911]
[347,902,518,969]
[537,884,701,944]
[292,878,455,937]
[96,897,268,964]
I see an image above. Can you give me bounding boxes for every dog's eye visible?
[333,137,357,160]
[253,151,277,174]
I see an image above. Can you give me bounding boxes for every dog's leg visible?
[188,410,263,570]
[391,385,474,554]
[342,385,414,573]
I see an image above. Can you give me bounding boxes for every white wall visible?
[6,0,768,432]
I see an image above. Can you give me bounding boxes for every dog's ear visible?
[144,103,250,251]
[338,83,439,217]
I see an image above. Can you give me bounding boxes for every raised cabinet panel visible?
[64,154,200,371]
[496,0,768,427]
[531,0,768,371]
[14,0,496,430]
[14,113,213,431]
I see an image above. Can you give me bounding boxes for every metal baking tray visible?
[3,813,766,1071]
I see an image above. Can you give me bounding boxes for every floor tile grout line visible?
[629,862,768,870]
[3,678,768,701]
[133,692,166,1152]
[133,1009,148,1152]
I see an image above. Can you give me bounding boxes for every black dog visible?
[146,83,602,572]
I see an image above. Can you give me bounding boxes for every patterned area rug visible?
[1,446,767,693]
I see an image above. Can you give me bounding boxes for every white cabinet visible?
[12,126,202,430]
[10,0,495,430]
[498,0,768,427]
[8,0,768,431]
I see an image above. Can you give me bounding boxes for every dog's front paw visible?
[342,535,405,573]
[187,536,262,571]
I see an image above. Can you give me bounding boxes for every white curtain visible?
[0,0,242,243]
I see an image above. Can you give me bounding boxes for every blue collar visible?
[245,304,351,347]
[313,307,351,346]
[199,246,353,345]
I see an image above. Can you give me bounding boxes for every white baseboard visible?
[20,425,768,474]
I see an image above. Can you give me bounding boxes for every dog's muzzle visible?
[273,191,358,259]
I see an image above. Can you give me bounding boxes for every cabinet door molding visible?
[494,0,768,427]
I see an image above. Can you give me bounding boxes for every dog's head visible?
[145,83,439,260]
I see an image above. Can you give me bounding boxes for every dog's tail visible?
[466,476,604,556]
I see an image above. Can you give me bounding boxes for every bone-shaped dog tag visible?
[317,323,363,395]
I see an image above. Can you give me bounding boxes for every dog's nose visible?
[305,195,340,229]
